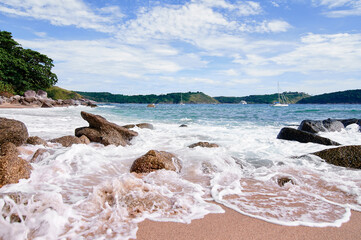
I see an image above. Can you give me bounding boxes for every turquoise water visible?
[97,103,361,126]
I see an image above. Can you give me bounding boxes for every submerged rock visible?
[179,124,188,127]
[312,145,361,169]
[122,123,154,130]
[188,142,219,148]
[51,135,83,147]
[277,127,340,146]
[0,117,29,146]
[130,150,181,173]
[26,136,48,146]
[75,111,138,146]
[298,118,361,134]
[30,148,48,163]
[277,177,295,187]
[0,143,32,188]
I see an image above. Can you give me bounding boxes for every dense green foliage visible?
[0,30,58,94]
[46,86,83,100]
[76,91,218,104]
[0,81,15,95]
[215,92,310,104]
[297,89,361,104]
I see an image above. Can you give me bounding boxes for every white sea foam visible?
[0,105,360,239]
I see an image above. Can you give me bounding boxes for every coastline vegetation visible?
[0,30,57,95]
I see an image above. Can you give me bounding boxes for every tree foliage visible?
[0,30,58,94]
[215,92,310,104]
[76,91,218,104]
[297,90,361,104]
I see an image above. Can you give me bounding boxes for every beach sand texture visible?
[137,207,361,240]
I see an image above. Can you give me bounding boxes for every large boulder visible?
[24,90,36,98]
[0,118,29,146]
[277,127,340,146]
[298,118,361,134]
[75,111,138,146]
[130,150,181,173]
[312,145,361,169]
[50,135,82,147]
[36,90,47,99]
[0,142,32,188]
[188,142,219,148]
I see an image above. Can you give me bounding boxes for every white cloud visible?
[0,0,123,32]
[313,0,361,17]
[239,19,291,33]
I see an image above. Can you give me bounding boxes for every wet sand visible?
[136,206,361,240]
[0,103,39,108]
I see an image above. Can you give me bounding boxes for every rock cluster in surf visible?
[277,118,361,169]
[0,90,97,108]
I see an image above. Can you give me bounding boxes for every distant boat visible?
[272,82,289,107]
[147,104,155,108]
[180,93,185,105]
[240,100,247,105]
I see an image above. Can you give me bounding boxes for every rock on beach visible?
[0,117,29,146]
[277,127,340,146]
[130,150,182,173]
[312,145,361,169]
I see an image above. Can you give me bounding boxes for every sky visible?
[1,0,361,97]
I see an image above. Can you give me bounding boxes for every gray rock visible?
[24,90,36,98]
[36,90,47,98]
[122,123,154,130]
[277,127,340,146]
[298,120,326,133]
[0,118,29,146]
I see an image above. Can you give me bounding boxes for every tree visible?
[0,30,58,94]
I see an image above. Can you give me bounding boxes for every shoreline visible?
[136,206,361,240]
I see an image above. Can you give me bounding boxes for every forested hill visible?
[76,91,218,104]
[297,89,361,104]
[215,92,309,104]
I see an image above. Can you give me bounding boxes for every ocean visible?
[1,104,361,239]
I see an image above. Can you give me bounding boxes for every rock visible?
[75,111,138,146]
[50,135,82,147]
[322,119,344,132]
[26,136,48,146]
[63,99,75,105]
[24,96,36,103]
[0,142,32,188]
[0,118,29,146]
[188,142,219,148]
[130,150,181,173]
[277,177,295,187]
[298,120,326,133]
[312,145,361,169]
[79,135,90,144]
[24,90,36,98]
[36,90,47,98]
[122,123,154,130]
[299,119,350,134]
[30,148,48,163]
[277,127,340,146]
[147,104,155,108]
[179,124,188,127]
[41,101,53,108]
[340,119,361,128]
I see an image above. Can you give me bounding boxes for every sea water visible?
[0,104,360,239]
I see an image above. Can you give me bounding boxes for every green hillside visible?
[76,91,218,104]
[297,89,361,104]
[46,86,83,100]
[215,92,309,104]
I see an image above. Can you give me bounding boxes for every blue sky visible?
[1,0,361,96]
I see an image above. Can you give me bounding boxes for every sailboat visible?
[272,82,289,107]
[180,93,185,105]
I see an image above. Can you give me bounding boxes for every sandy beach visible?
[0,103,39,108]
[137,206,361,240]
